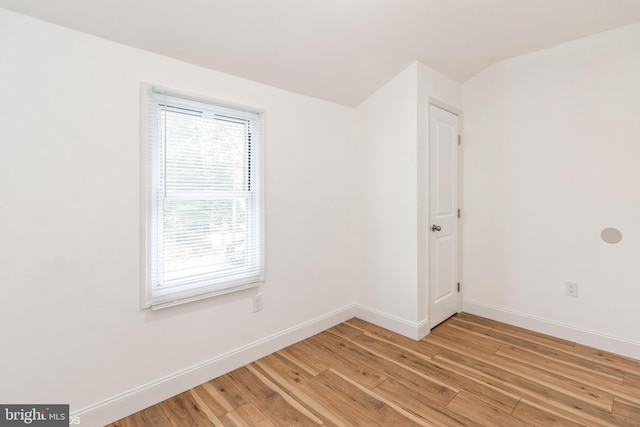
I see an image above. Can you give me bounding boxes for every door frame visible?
[427,98,463,326]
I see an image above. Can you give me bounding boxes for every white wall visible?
[462,23,640,357]
[0,9,357,424]
[353,62,461,335]
[353,63,419,327]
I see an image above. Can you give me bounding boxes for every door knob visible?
[431,224,442,232]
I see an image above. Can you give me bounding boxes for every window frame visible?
[141,84,265,310]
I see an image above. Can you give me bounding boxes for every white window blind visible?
[143,86,264,309]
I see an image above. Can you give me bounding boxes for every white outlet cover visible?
[565,281,578,297]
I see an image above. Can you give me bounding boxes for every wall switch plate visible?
[565,281,578,297]
[252,294,263,312]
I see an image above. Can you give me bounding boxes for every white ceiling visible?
[2,0,640,106]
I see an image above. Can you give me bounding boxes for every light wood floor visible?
[109,313,640,426]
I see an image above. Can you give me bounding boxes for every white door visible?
[429,104,460,328]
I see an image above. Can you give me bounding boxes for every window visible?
[143,86,264,309]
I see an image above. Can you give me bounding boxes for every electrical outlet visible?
[565,281,578,297]
[252,294,263,312]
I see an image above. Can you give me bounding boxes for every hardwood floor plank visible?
[216,413,242,427]
[159,392,214,427]
[256,352,314,384]
[491,324,640,380]
[486,320,639,376]
[512,400,584,427]
[460,325,627,382]
[176,391,218,426]
[446,391,529,427]
[346,318,441,358]
[206,375,248,412]
[326,320,365,340]
[321,328,459,401]
[191,384,231,417]
[373,378,480,426]
[434,350,633,427]
[312,369,426,426]
[454,312,500,328]
[189,389,225,426]
[625,373,640,390]
[352,330,520,413]
[429,324,502,355]
[252,356,345,426]
[496,344,624,387]
[441,316,494,335]
[135,404,175,427]
[110,313,640,427]
[294,371,394,426]
[230,403,278,427]
[226,366,321,426]
[245,363,324,424]
[471,317,580,353]
[306,333,462,424]
[488,352,615,411]
[329,369,432,426]
[573,344,640,376]
[496,345,640,405]
[304,331,388,389]
[612,398,640,422]
[278,343,328,377]
[343,333,459,404]
[289,338,359,380]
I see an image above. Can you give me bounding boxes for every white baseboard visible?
[353,304,430,340]
[463,300,640,360]
[72,304,356,426]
